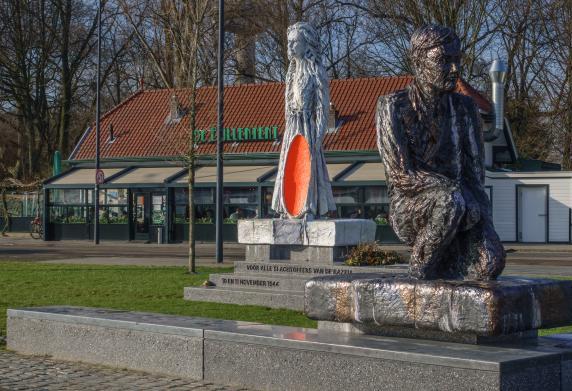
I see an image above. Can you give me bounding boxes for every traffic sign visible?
[95,169,105,185]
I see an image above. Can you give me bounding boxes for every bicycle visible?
[30,216,43,239]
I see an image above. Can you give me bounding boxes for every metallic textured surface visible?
[305,275,572,337]
[272,22,336,218]
[376,25,505,280]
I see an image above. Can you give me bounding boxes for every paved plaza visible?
[0,349,249,391]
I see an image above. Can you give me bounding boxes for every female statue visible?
[271,22,336,219]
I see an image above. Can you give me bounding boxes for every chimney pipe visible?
[484,59,508,141]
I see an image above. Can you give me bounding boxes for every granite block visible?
[233,261,407,277]
[7,310,203,379]
[238,219,376,246]
[203,338,500,391]
[184,286,305,310]
[8,306,572,390]
[317,321,538,344]
[209,273,309,292]
[245,244,353,264]
[245,244,271,262]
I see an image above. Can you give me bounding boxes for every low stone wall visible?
[7,306,572,391]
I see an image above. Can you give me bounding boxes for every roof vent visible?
[327,102,339,133]
[108,124,116,143]
[166,94,184,125]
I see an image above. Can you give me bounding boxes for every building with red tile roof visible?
[45,76,519,244]
[69,76,497,162]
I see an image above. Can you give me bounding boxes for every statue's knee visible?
[440,190,465,221]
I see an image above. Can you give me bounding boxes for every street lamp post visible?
[215,0,224,263]
[94,0,102,245]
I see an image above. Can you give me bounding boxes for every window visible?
[332,187,361,204]
[173,188,216,224]
[224,188,258,221]
[364,186,388,204]
[48,189,93,224]
[262,187,277,218]
[331,185,390,221]
[151,194,166,225]
[224,187,257,204]
[99,189,127,205]
[99,189,128,224]
[173,186,259,223]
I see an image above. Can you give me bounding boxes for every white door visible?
[518,186,547,242]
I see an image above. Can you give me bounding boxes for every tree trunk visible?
[1,189,9,236]
[187,10,200,273]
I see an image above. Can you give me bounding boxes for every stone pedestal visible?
[184,219,384,310]
[304,274,572,344]
[238,219,376,246]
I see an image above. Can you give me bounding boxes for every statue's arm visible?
[462,97,491,209]
[376,95,453,195]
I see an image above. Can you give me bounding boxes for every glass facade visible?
[100,189,128,224]
[174,187,259,224]
[42,180,394,242]
[49,189,93,224]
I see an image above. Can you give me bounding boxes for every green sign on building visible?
[193,125,279,143]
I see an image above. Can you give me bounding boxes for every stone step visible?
[209,273,310,292]
[233,261,408,278]
[184,286,304,311]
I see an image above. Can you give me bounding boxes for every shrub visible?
[196,217,213,224]
[344,242,404,266]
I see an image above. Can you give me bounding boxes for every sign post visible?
[94,0,102,245]
[215,0,224,263]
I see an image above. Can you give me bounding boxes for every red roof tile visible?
[71,76,491,161]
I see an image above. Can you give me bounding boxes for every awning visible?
[337,162,386,182]
[47,168,124,186]
[174,165,276,184]
[108,167,183,185]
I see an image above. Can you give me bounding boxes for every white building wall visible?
[485,172,572,243]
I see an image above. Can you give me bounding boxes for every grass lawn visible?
[0,261,316,342]
[0,261,570,343]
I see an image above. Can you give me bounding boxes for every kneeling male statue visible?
[376,25,505,280]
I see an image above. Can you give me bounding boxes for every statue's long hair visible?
[285,22,329,140]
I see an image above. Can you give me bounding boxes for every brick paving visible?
[0,350,250,391]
